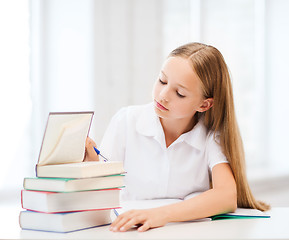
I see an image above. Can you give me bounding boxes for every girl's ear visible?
[197,98,214,112]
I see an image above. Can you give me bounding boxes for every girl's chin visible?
[154,107,169,118]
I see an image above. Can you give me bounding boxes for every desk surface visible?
[1,205,289,239]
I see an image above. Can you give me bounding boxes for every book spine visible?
[19,211,23,229]
[20,190,24,209]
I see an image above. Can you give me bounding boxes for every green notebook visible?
[211,208,270,220]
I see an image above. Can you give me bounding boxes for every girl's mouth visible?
[155,100,169,111]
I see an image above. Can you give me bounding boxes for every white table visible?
[1,205,289,239]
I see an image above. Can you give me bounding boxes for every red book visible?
[21,189,120,213]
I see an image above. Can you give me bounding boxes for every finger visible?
[86,137,96,147]
[110,210,140,231]
[86,144,97,155]
[137,222,150,232]
[110,215,133,232]
[110,212,130,230]
[110,215,122,229]
[119,217,144,232]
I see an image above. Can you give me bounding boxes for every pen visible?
[93,146,109,162]
[113,209,119,217]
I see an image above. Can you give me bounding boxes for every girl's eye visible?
[177,92,185,98]
[159,79,167,85]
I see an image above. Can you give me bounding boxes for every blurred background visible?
[0,0,288,208]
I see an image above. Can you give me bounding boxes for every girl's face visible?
[153,57,209,121]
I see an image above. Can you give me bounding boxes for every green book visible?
[211,208,270,220]
[23,174,125,192]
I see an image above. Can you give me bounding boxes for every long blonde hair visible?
[169,42,270,211]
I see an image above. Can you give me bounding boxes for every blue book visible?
[19,209,112,233]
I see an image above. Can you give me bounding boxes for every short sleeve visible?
[100,107,127,162]
[206,133,228,172]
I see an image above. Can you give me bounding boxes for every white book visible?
[21,189,121,213]
[36,161,125,178]
[19,209,112,233]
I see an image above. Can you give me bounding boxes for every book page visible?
[38,112,93,165]
[227,208,270,217]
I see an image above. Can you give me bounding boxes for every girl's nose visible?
[160,87,169,102]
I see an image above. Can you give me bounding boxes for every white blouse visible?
[100,102,228,201]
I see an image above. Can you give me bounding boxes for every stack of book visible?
[19,112,125,233]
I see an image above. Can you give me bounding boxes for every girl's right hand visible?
[83,137,100,162]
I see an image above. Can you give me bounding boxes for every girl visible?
[85,42,270,232]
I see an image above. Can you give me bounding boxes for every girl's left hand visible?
[109,208,169,232]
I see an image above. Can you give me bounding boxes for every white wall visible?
[30,0,96,158]
[0,0,31,192]
[93,0,163,143]
[267,0,289,172]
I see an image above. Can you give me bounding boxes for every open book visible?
[38,112,94,166]
[36,112,124,178]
